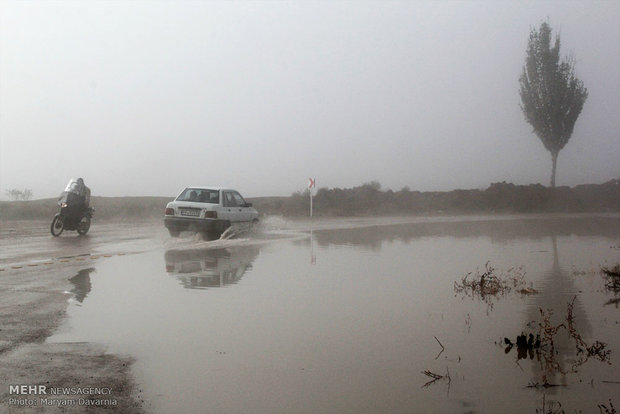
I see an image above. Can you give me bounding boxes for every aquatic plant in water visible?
[598,399,617,414]
[523,296,611,389]
[601,264,620,290]
[454,262,534,309]
[600,264,620,307]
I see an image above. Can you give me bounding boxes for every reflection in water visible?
[313,216,620,250]
[164,246,260,289]
[526,236,593,390]
[68,268,95,303]
[310,227,316,265]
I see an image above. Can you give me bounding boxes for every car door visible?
[222,191,241,223]
[231,191,253,222]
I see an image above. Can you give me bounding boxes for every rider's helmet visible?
[77,178,84,186]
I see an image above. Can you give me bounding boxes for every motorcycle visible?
[50,190,94,237]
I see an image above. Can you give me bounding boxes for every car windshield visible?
[176,188,220,204]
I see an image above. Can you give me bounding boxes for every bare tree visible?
[22,189,33,200]
[5,188,33,201]
[5,189,22,200]
[519,22,588,187]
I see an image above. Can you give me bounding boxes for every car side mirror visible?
[244,203,252,207]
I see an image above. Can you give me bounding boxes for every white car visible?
[164,186,258,239]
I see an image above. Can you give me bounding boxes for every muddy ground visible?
[0,221,163,413]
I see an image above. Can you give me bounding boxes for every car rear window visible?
[176,188,220,204]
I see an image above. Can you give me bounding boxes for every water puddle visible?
[47,216,620,413]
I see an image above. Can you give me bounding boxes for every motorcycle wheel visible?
[50,215,64,237]
[76,215,91,235]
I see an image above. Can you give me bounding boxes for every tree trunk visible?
[550,151,558,188]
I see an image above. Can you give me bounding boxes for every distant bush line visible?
[256,179,620,217]
[0,180,619,221]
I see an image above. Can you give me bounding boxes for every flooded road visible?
[0,220,165,267]
[6,215,620,413]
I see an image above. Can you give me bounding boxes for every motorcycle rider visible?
[63,178,91,216]
[51,178,94,236]
[75,178,91,210]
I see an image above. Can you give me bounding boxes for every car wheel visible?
[168,229,180,237]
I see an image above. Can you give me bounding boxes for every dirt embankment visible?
[0,196,172,221]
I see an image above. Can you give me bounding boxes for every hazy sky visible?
[1,1,619,199]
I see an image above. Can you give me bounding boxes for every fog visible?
[1,1,619,200]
